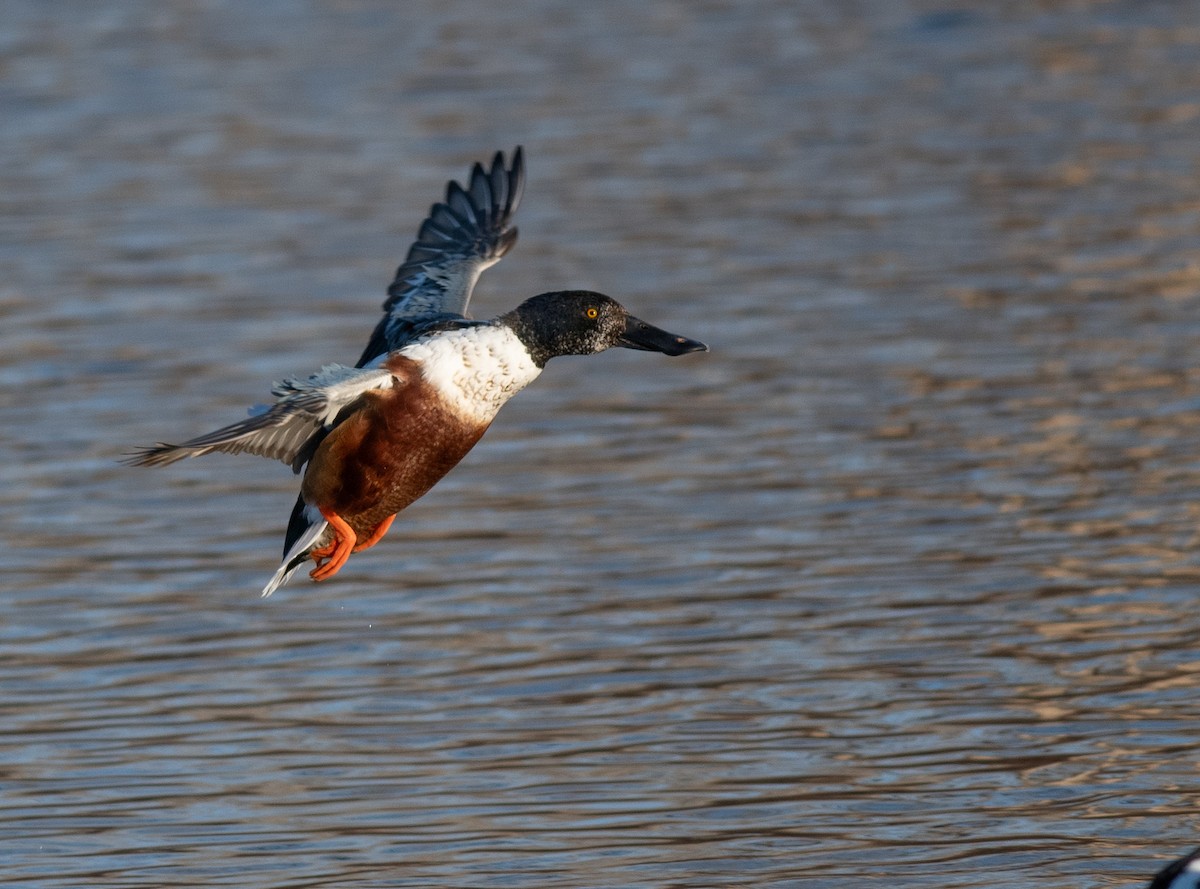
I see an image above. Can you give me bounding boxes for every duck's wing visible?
[126,363,401,473]
[357,147,525,366]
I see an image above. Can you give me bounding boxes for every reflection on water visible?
[3,1,1200,886]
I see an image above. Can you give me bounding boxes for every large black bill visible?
[618,316,708,356]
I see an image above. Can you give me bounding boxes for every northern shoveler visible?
[1151,849,1200,889]
[128,148,707,596]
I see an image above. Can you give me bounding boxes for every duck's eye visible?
[585,307,599,319]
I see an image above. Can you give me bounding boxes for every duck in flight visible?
[128,148,707,596]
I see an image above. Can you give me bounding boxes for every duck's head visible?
[506,290,708,367]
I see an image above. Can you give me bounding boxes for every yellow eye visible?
[585,307,599,319]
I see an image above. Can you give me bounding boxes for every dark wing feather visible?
[357,147,525,366]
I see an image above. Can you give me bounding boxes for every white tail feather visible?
[261,514,329,597]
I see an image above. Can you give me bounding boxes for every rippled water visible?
[3,2,1200,886]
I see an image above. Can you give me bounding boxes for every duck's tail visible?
[262,497,328,597]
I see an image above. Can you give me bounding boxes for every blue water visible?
[2,2,1199,886]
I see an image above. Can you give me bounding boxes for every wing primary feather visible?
[487,152,507,217]
[445,182,478,225]
[429,203,471,235]
[504,146,525,217]
[468,162,492,219]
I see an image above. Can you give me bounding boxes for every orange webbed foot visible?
[352,514,395,553]
[308,540,337,561]
[309,509,356,582]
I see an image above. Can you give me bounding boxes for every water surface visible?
[2,2,1199,886]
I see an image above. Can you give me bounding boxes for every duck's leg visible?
[309,509,356,581]
[352,514,396,553]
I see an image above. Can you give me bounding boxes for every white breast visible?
[402,324,542,424]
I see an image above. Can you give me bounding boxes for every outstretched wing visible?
[357,147,525,366]
[126,363,399,473]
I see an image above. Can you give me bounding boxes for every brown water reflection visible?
[2,1,1200,886]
